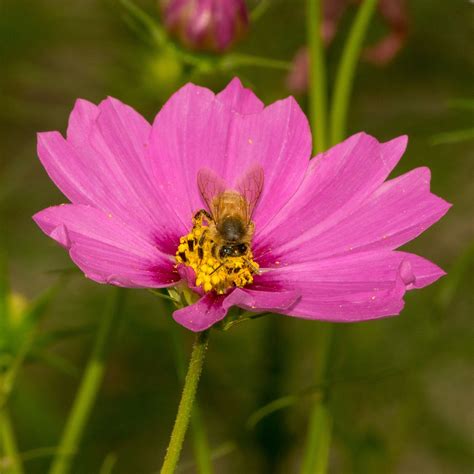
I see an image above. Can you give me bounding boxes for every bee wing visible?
[197,168,227,219]
[235,164,264,223]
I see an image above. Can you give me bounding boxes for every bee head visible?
[219,243,247,259]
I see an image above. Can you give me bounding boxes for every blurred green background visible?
[1,0,473,473]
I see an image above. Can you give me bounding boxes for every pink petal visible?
[287,167,451,261]
[149,81,311,232]
[234,288,300,313]
[37,131,103,206]
[66,98,99,147]
[173,287,299,331]
[252,250,445,322]
[37,98,186,254]
[173,293,227,332]
[255,133,408,259]
[216,78,264,114]
[33,204,177,288]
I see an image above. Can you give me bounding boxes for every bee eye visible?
[219,246,232,258]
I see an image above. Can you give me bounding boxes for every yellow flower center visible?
[175,212,259,295]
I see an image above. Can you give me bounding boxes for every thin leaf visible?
[117,0,167,47]
[99,453,117,474]
[21,280,62,327]
[174,442,236,473]
[30,350,79,378]
[34,325,95,350]
[247,394,301,429]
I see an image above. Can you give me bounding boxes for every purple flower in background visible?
[288,0,408,92]
[160,0,248,52]
[34,79,450,332]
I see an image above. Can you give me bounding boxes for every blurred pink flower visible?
[160,0,248,52]
[287,0,408,92]
[34,79,450,331]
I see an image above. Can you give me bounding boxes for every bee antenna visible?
[210,263,224,275]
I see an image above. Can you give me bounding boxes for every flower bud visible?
[160,0,248,52]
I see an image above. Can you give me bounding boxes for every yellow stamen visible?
[175,213,259,295]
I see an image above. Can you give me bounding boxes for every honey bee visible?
[195,165,264,265]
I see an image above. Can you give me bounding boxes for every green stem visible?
[171,325,213,474]
[300,325,334,474]
[250,0,271,22]
[189,407,212,474]
[307,0,328,153]
[329,0,378,145]
[49,288,126,474]
[220,53,292,71]
[0,408,24,474]
[300,2,333,470]
[160,330,210,474]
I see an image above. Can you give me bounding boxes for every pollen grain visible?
[175,213,258,295]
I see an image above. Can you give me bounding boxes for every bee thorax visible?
[218,216,245,242]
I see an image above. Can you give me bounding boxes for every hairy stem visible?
[171,325,213,474]
[160,330,210,474]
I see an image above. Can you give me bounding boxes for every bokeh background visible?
[1,0,473,473]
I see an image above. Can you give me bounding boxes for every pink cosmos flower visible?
[160,0,248,52]
[34,78,450,332]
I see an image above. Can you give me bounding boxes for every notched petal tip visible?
[33,207,70,247]
[216,77,265,114]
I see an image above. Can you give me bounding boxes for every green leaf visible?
[29,350,79,378]
[34,325,95,350]
[21,281,61,328]
[117,0,167,47]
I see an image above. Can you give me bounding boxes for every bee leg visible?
[193,209,212,224]
[198,229,208,247]
[243,256,260,274]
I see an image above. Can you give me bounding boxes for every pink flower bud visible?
[160,0,248,52]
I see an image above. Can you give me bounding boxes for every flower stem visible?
[0,408,24,474]
[49,288,126,474]
[302,2,333,470]
[300,325,334,474]
[189,406,212,474]
[220,53,292,71]
[160,330,210,474]
[329,0,378,145]
[171,325,213,474]
[307,0,328,153]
